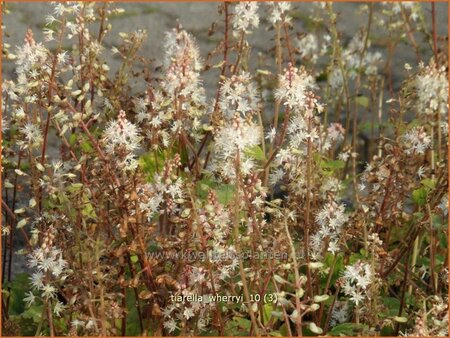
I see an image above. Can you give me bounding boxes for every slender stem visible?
[284,214,303,337]
[233,149,260,336]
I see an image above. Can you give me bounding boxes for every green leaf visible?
[320,160,345,170]
[82,202,97,220]
[138,150,166,182]
[244,145,266,162]
[233,317,251,330]
[125,289,141,336]
[328,323,368,336]
[412,188,428,206]
[69,133,77,146]
[7,273,31,316]
[421,178,436,190]
[67,183,83,193]
[278,323,289,337]
[195,177,215,200]
[355,96,369,108]
[22,305,43,323]
[225,316,252,336]
[216,184,236,205]
[130,255,138,264]
[382,297,400,317]
[263,303,273,323]
[80,139,94,153]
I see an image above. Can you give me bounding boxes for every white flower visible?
[212,115,261,179]
[183,307,195,320]
[104,110,141,154]
[327,123,345,143]
[53,301,66,317]
[103,110,141,171]
[266,2,291,25]
[163,318,178,333]
[350,290,365,305]
[417,166,426,179]
[338,151,350,162]
[342,261,373,306]
[41,283,57,299]
[219,72,259,119]
[71,319,85,329]
[275,64,315,111]
[232,2,259,33]
[23,291,36,307]
[438,195,448,216]
[266,128,277,143]
[297,34,319,62]
[402,127,431,155]
[2,115,9,133]
[330,301,349,326]
[86,318,98,331]
[20,122,43,146]
[162,28,205,109]
[30,271,44,290]
[416,64,448,116]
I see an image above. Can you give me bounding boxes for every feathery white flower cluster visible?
[271,72,326,196]
[327,123,345,144]
[159,27,206,144]
[310,200,348,259]
[406,296,448,336]
[402,127,431,155]
[163,28,205,108]
[163,191,238,334]
[341,261,373,306]
[26,219,70,317]
[232,2,260,34]
[103,110,141,171]
[329,33,382,89]
[15,29,49,81]
[135,91,176,149]
[297,34,319,63]
[20,122,43,148]
[266,2,291,25]
[137,155,184,222]
[382,2,421,22]
[219,72,260,119]
[416,63,448,116]
[211,114,261,179]
[330,301,350,327]
[275,63,315,111]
